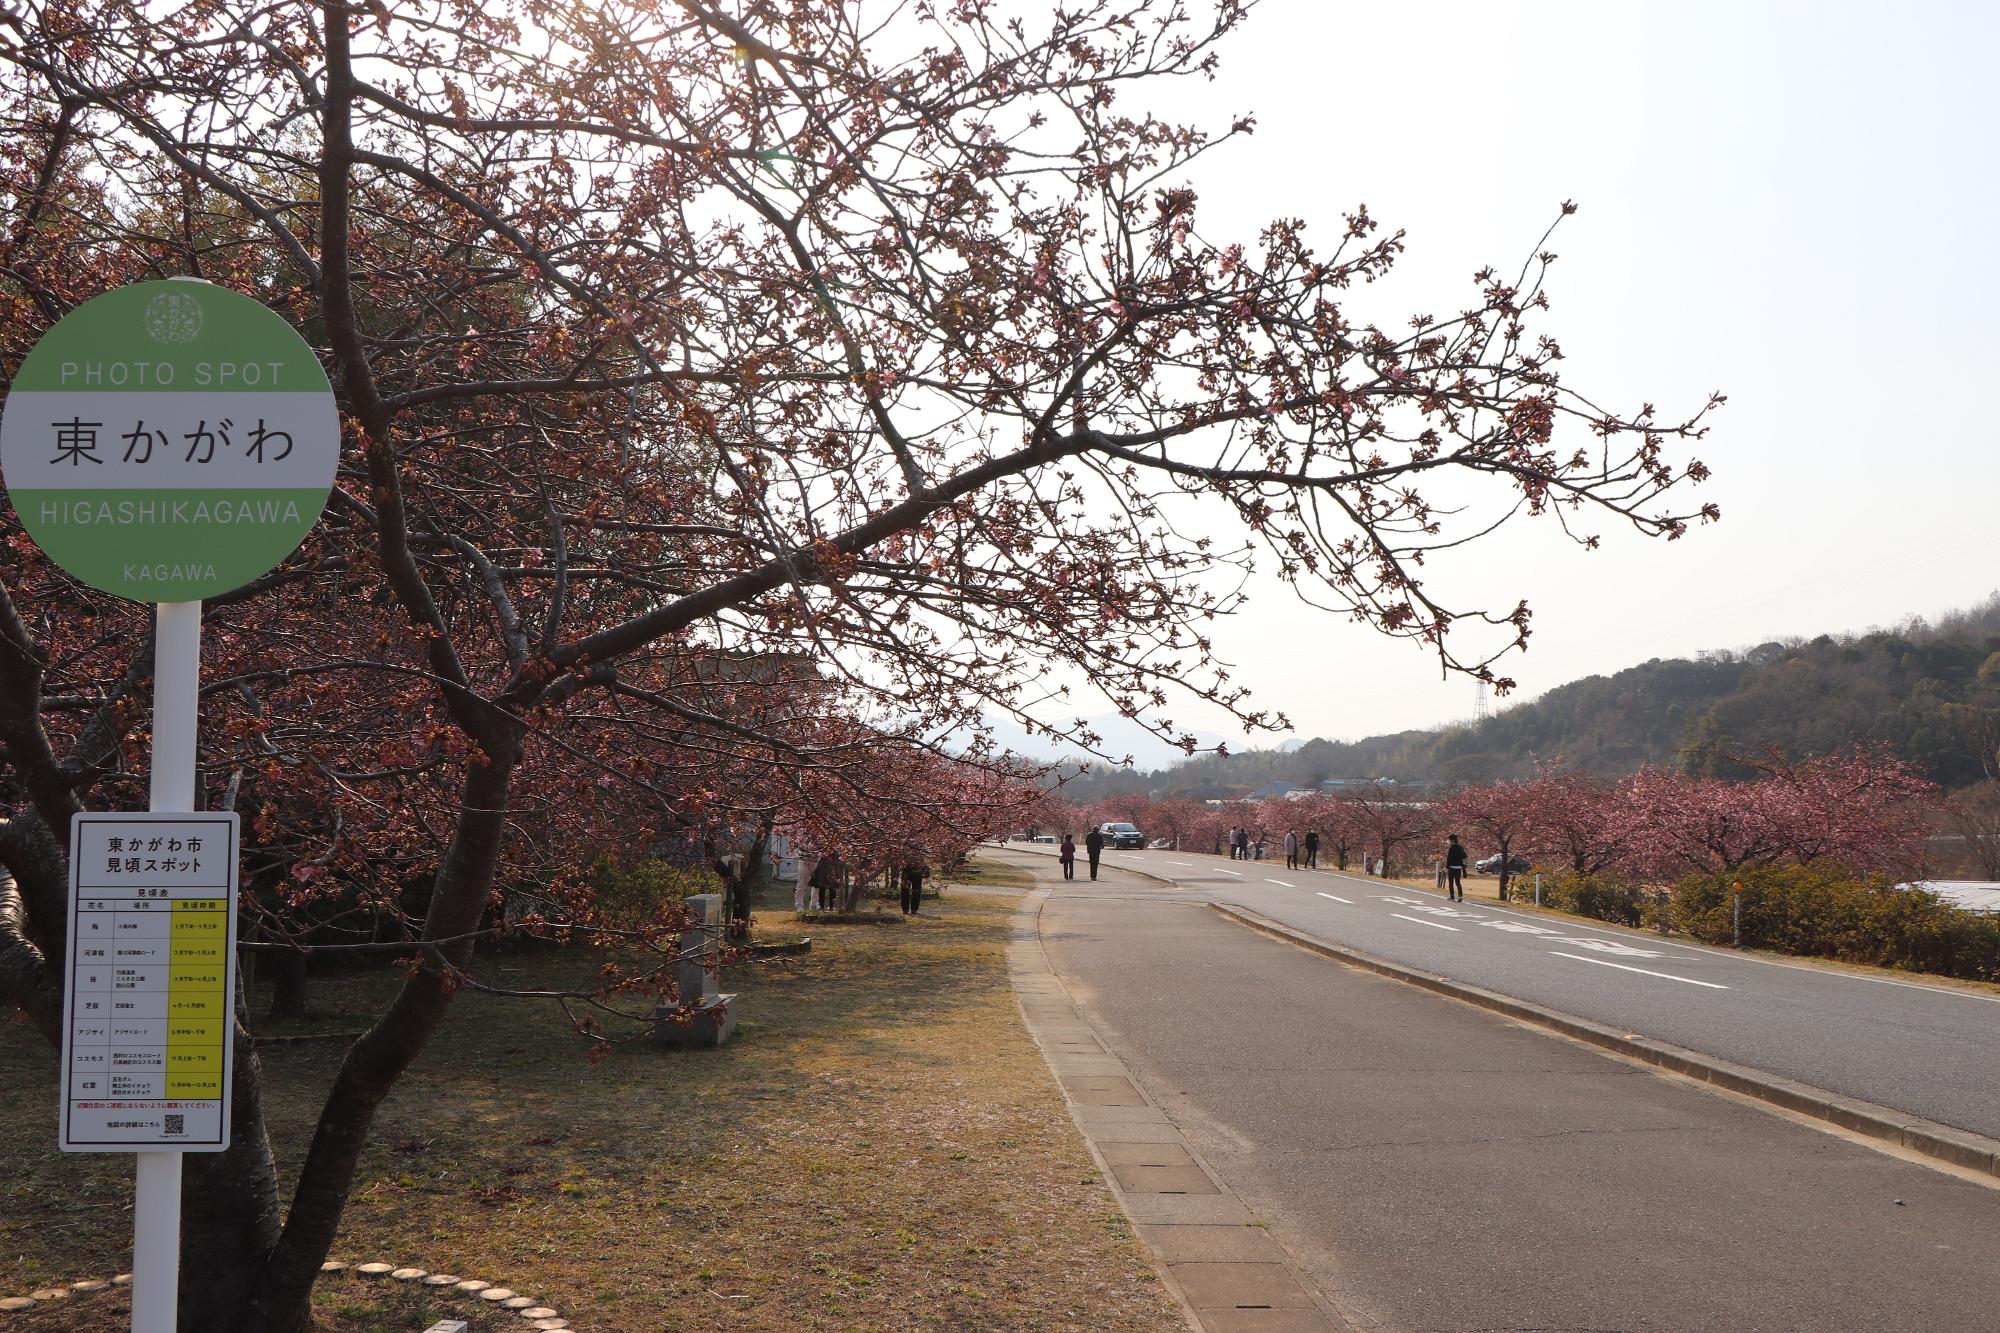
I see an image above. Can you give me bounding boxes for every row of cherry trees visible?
[0,0,1721,1322]
[1059,746,1938,896]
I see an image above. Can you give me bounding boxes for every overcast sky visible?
[1007,0,2000,764]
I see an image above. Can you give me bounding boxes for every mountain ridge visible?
[1059,594,2000,800]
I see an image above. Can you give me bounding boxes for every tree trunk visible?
[265,949,308,1020]
[180,1024,285,1329]
[243,748,519,1331]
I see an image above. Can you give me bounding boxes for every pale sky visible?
[1009,0,2000,764]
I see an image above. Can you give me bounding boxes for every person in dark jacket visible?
[1444,834,1468,902]
[1304,829,1320,869]
[900,861,926,915]
[811,853,843,911]
[1058,833,1077,880]
[1085,827,1105,880]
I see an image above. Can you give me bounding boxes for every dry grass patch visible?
[938,855,1036,892]
[0,886,1178,1331]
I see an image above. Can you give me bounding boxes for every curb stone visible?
[1010,881,1354,1333]
[1208,900,2000,1184]
[0,1259,574,1328]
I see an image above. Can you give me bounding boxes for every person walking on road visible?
[1304,829,1320,869]
[1058,832,1077,880]
[1085,826,1105,880]
[1444,833,1467,902]
[1285,829,1300,870]
[1234,826,1250,861]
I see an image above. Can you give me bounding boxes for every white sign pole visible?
[134,598,200,1332]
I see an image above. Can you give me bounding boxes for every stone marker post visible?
[652,893,738,1049]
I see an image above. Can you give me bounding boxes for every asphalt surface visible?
[1037,843,2000,1141]
[1012,850,2000,1332]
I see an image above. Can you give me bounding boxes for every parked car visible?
[1029,833,1057,844]
[1475,853,1533,875]
[1096,822,1145,850]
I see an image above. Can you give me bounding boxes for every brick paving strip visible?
[1010,884,1351,1333]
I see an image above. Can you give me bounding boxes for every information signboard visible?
[59,812,240,1152]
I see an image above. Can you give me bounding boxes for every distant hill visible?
[1059,595,2000,800]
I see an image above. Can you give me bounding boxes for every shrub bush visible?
[1537,870,1654,928]
[1669,863,2000,982]
[588,855,716,932]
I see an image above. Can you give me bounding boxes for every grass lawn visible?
[0,876,1179,1331]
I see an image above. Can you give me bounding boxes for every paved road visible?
[1028,842,2000,1140]
[1009,850,2000,1331]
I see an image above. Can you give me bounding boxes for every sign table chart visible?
[61,812,239,1151]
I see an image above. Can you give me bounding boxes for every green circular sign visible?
[1,280,339,602]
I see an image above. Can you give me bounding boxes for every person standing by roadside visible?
[900,860,927,914]
[1085,826,1106,880]
[1285,829,1300,870]
[1304,829,1320,869]
[1058,832,1077,880]
[1234,826,1250,861]
[1444,833,1468,902]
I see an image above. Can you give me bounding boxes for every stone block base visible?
[652,994,738,1049]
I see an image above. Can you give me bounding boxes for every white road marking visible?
[1550,952,1729,989]
[1168,861,1194,867]
[1080,851,2000,1006]
[1391,913,1460,932]
[1266,879,1295,888]
[1217,869,1244,877]
[1317,892,1353,904]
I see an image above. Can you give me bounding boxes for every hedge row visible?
[1537,864,2000,983]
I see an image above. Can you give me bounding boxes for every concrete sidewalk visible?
[1014,852,2000,1332]
[1010,883,1350,1331]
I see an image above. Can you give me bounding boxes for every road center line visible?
[1266,878,1295,887]
[1316,892,1353,904]
[1549,952,1730,989]
[1216,869,1243,877]
[1168,861,1194,867]
[1390,913,1460,932]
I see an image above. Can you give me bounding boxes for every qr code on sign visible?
[164,1114,184,1136]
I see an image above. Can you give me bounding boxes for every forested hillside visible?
[1063,596,2000,799]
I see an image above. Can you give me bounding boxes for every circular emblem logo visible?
[144,291,204,345]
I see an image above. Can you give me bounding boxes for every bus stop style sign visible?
[0,280,339,601]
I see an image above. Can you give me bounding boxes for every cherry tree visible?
[1300,794,1370,870]
[1440,779,1538,899]
[1614,748,1932,880]
[1341,786,1436,877]
[1940,781,2000,880]
[1519,763,1623,877]
[0,1,1719,1326]
[1726,746,1934,874]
